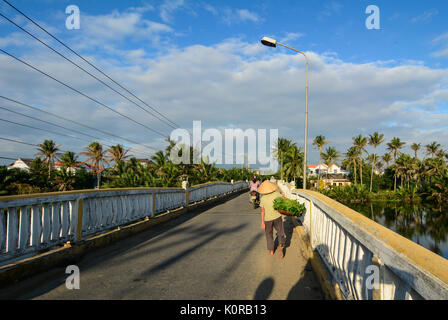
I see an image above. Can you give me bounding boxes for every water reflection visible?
[344,202,448,259]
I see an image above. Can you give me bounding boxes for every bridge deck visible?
[0,193,324,300]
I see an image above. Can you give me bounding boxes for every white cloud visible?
[279,32,305,44]
[432,31,448,43]
[1,38,448,165]
[222,8,262,25]
[236,9,260,23]
[67,6,174,50]
[411,9,439,23]
[318,1,343,20]
[159,0,185,23]
[431,48,448,58]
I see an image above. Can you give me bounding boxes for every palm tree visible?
[382,153,392,168]
[36,140,61,178]
[387,137,406,161]
[345,146,360,184]
[411,143,421,160]
[81,141,107,189]
[386,137,406,191]
[53,169,76,191]
[436,149,446,160]
[60,151,78,171]
[273,138,293,182]
[368,132,384,192]
[353,135,367,185]
[321,146,340,175]
[312,135,329,182]
[107,144,131,166]
[425,141,441,158]
[150,150,169,177]
[283,144,303,184]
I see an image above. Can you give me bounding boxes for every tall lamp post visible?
[261,36,309,190]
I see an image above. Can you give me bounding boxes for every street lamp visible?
[261,36,309,190]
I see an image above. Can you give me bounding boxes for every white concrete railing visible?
[278,182,448,300]
[0,181,248,263]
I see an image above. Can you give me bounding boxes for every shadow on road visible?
[0,194,244,300]
[253,277,274,300]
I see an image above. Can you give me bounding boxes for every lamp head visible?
[261,36,277,47]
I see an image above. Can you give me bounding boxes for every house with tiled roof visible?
[53,161,89,173]
[7,158,33,171]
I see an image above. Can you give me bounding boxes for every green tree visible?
[411,143,421,160]
[60,151,78,170]
[353,135,368,185]
[273,138,293,182]
[368,132,384,192]
[425,141,441,159]
[387,137,406,191]
[107,144,131,167]
[344,146,360,184]
[283,144,303,183]
[81,142,107,189]
[36,140,60,178]
[321,146,340,178]
[312,135,329,182]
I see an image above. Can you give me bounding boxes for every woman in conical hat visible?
[258,181,286,258]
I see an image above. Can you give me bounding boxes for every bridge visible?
[0,181,448,300]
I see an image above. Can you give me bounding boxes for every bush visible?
[273,197,306,216]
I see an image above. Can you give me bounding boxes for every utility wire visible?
[2,0,181,130]
[0,104,150,156]
[0,95,158,153]
[0,136,36,147]
[0,117,96,144]
[0,48,168,139]
[0,12,177,131]
[0,156,17,161]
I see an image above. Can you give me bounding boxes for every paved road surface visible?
[0,193,324,300]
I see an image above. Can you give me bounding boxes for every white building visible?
[308,164,350,176]
[7,158,33,171]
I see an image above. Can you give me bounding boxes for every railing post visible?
[75,199,83,242]
[309,199,313,249]
[371,255,382,300]
[182,181,189,208]
[152,193,156,216]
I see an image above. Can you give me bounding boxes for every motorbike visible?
[250,191,260,209]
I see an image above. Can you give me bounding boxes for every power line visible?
[0,104,149,156]
[0,136,37,147]
[0,156,17,161]
[0,48,168,139]
[0,95,158,153]
[2,0,181,130]
[0,117,94,145]
[0,12,178,131]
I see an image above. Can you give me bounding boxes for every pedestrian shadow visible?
[253,277,274,300]
[273,215,295,258]
[286,260,324,300]
[313,243,421,300]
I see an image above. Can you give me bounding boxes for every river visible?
[343,201,448,260]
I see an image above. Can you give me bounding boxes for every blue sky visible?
[0,0,448,168]
[2,0,446,66]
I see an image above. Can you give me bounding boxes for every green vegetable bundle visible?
[273,197,306,216]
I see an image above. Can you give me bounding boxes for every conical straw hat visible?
[257,181,278,195]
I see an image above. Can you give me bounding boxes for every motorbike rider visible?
[249,175,261,202]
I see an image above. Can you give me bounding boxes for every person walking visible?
[258,181,286,258]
